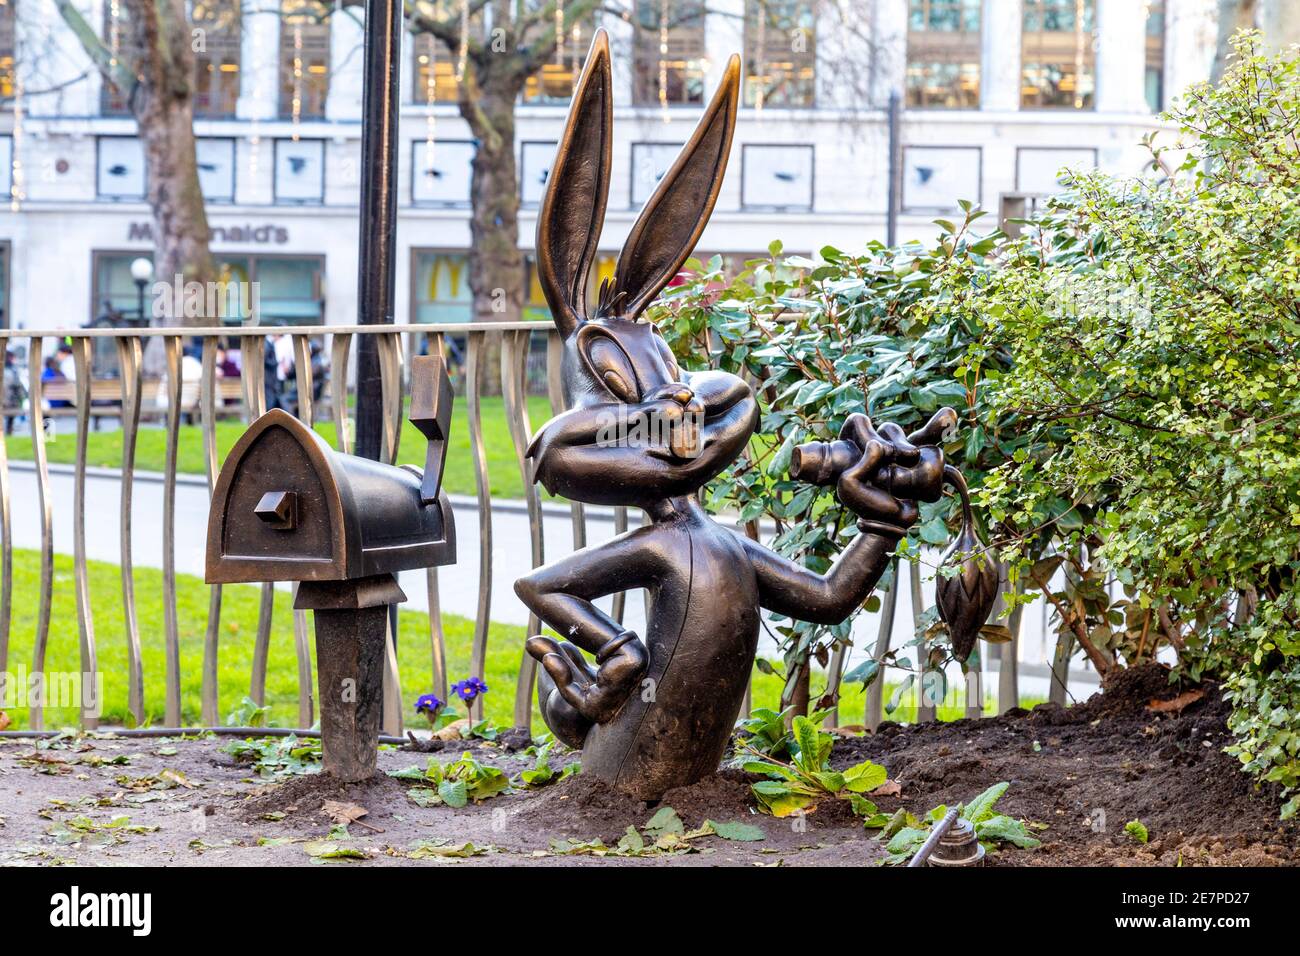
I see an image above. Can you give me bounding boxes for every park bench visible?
[2,376,246,429]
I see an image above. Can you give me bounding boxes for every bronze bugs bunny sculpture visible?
[516,31,996,800]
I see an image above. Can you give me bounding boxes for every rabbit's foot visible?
[526,634,647,725]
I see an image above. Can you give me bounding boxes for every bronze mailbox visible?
[205,354,456,782]
[206,408,454,584]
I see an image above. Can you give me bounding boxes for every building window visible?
[526,253,616,321]
[197,138,237,202]
[274,138,325,203]
[192,1,241,117]
[97,136,147,200]
[280,0,330,120]
[741,144,814,211]
[523,11,596,103]
[411,139,474,206]
[0,134,11,197]
[903,145,981,212]
[0,0,15,102]
[520,141,556,207]
[1021,0,1096,110]
[633,0,706,107]
[412,251,472,324]
[906,0,981,108]
[744,0,815,108]
[412,30,458,104]
[0,240,10,329]
[101,2,146,116]
[1145,0,1166,113]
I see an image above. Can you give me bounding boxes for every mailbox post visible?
[207,355,456,781]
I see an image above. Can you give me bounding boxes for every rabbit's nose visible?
[651,383,695,407]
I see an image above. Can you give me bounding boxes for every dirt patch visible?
[0,665,1294,866]
[832,664,1300,866]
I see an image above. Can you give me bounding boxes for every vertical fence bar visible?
[330,332,353,454]
[423,332,447,701]
[911,559,935,723]
[377,330,404,735]
[112,336,146,725]
[865,557,901,730]
[545,332,586,550]
[0,343,11,682]
[27,337,53,729]
[503,329,543,731]
[824,644,846,727]
[69,338,99,728]
[239,334,274,706]
[611,507,629,623]
[160,336,184,726]
[465,331,492,723]
[199,336,223,725]
[999,577,1025,714]
[290,333,316,730]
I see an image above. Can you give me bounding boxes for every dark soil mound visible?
[235,771,411,826]
[510,772,651,842]
[831,671,1300,866]
[658,768,757,825]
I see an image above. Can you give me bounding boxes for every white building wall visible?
[0,1,1218,333]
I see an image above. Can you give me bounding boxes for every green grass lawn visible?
[0,549,1014,732]
[4,395,553,501]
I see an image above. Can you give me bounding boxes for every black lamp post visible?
[129,256,153,325]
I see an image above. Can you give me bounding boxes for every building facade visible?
[0,0,1217,332]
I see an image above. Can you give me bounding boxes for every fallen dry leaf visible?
[871,779,902,797]
[322,800,382,832]
[0,710,10,731]
[1146,688,1206,714]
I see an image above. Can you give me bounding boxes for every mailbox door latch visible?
[254,490,297,531]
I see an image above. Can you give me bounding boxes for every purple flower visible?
[451,677,488,703]
[415,693,444,716]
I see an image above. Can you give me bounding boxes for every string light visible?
[424,39,437,164]
[248,0,263,182]
[9,72,23,211]
[659,0,669,122]
[457,0,469,82]
[755,0,766,113]
[291,19,303,140]
[555,6,564,67]
[571,21,581,93]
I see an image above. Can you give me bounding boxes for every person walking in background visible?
[42,354,71,408]
[3,348,26,434]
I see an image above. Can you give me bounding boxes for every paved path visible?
[5,461,1100,702]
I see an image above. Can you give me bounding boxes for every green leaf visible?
[1124,819,1149,845]
[643,806,684,836]
[705,819,766,842]
[437,779,468,809]
[962,782,1008,823]
[841,761,888,794]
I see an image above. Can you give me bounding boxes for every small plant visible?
[225,695,269,729]
[388,752,510,808]
[517,739,581,788]
[1125,819,1150,845]
[878,782,1042,865]
[742,715,891,824]
[223,734,321,778]
[732,706,831,762]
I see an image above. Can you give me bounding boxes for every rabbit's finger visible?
[838,412,882,451]
[907,407,958,448]
[541,653,589,711]
[877,421,920,465]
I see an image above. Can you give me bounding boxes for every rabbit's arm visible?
[514,528,665,657]
[740,530,899,626]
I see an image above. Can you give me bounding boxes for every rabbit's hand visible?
[835,410,952,538]
[526,632,648,724]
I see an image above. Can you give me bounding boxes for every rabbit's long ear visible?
[536,29,613,338]
[612,54,740,320]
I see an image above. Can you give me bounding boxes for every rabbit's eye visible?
[582,334,640,403]
[652,332,680,380]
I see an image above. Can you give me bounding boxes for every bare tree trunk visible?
[1260,0,1300,53]
[1212,0,1259,84]
[57,0,216,331]
[458,75,526,393]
